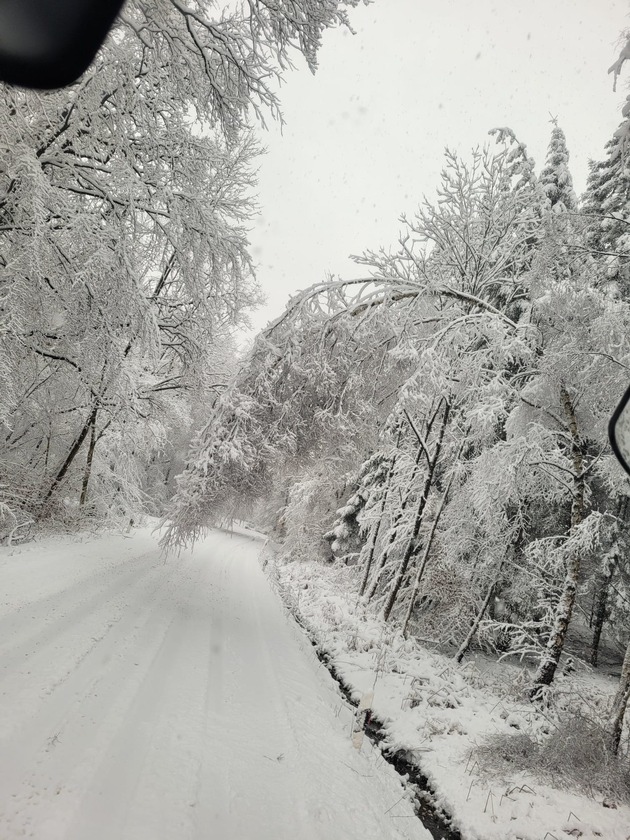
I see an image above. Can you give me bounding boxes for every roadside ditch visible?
[286,600,463,840]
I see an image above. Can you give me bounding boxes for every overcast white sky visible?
[247,0,630,334]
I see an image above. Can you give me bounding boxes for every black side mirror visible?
[0,0,125,89]
[609,384,630,477]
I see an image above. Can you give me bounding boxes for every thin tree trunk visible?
[79,410,98,507]
[359,514,383,597]
[455,577,498,663]
[590,549,616,668]
[610,640,630,755]
[40,404,98,512]
[365,435,432,601]
[364,483,412,601]
[359,447,399,597]
[401,440,462,637]
[43,424,51,470]
[531,385,584,699]
[592,500,626,667]
[383,401,450,622]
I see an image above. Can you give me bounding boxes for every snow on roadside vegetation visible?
[269,554,630,840]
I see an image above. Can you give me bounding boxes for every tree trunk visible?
[365,402,444,601]
[401,440,463,637]
[590,549,616,668]
[383,401,450,623]
[592,500,626,667]
[359,515,383,597]
[610,640,630,755]
[359,448,399,597]
[531,385,584,700]
[455,571,502,664]
[40,404,98,513]
[401,485,448,637]
[79,410,98,508]
[365,446,425,600]
[364,495,408,601]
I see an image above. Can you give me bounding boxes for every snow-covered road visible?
[0,526,430,840]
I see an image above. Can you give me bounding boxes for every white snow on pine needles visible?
[0,526,431,840]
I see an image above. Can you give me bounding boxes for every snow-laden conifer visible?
[539,121,578,212]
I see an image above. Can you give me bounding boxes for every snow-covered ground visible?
[273,557,630,840]
[0,526,431,840]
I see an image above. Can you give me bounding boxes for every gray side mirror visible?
[0,0,125,89]
[609,385,630,477]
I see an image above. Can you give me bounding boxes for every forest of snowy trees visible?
[2,0,630,779]
[165,118,630,750]
[0,0,359,538]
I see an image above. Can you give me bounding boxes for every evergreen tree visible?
[539,121,577,212]
[581,131,630,291]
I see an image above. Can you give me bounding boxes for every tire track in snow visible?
[189,574,228,836]
[0,550,160,668]
[62,612,186,840]
[0,543,157,621]
[0,529,431,840]
[0,558,171,742]
[243,558,348,839]
[65,558,237,840]
[0,555,182,838]
[231,553,424,840]
[188,554,298,840]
